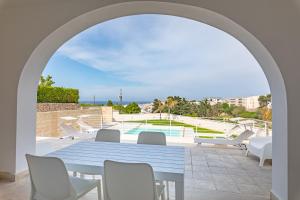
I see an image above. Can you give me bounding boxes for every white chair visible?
[246,136,272,166]
[194,129,255,149]
[25,154,101,200]
[137,131,169,199]
[95,129,121,143]
[103,160,165,200]
[137,131,166,145]
[77,129,121,179]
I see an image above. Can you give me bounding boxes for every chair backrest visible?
[137,131,166,145]
[235,129,255,142]
[95,129,120,143]
[25,154,75,200]
[103,160,156,200]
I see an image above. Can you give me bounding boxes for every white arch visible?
[17,2,287,199]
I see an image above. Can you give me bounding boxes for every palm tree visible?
[165,97,178,126]
[154,100,165,120]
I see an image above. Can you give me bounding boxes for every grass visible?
[126,119,224,134]
[198,136,214,138]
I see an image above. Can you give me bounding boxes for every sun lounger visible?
[194,129,255,149]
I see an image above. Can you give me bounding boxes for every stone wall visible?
[37,103,80,112]
[36,106,113,137]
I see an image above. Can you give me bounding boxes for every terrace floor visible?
[0,138,271,200]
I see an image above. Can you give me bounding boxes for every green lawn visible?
[126,119,223,134]
[198,136,214,138]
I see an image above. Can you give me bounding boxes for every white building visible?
[242,95,261,111]
[223,95,263,111]
[206,97,224,105]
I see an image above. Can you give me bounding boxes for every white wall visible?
[1,1,300,199]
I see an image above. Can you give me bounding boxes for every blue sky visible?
[43,14,270,102]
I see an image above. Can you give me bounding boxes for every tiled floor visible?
[0,142,271,200]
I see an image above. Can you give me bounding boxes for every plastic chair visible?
[77,129,121,178]
[103,160,165,200]
[246,136,272,166]
[137,131,166,145]
[26,154,101,200]
[95,129,121,143]
[137,131,169,199]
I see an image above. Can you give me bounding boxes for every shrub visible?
[113,102,141,114]
[37,86,79,103]
[125,102,141,114]
[107,100,113,106]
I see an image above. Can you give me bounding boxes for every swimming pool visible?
[125,127,183,137]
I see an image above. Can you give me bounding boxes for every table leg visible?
[175,179,184,200]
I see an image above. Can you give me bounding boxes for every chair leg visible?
[166,181,169,200]
[245,150,249,156]
[97,182,102,200]
[161,187,166,200]
[259,158,265,167]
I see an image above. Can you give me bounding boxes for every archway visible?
[17,2,287,199]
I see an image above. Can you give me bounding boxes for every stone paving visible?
[0,139,271,200]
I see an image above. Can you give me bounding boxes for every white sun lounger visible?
[60,123,81,140]
[194,130,255,149]
[77,119,99,134]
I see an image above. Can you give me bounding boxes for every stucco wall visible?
[37,103,80,112]
[36,106,113,137]
[0,1,299,199]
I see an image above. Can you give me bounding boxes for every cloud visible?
[56,14,270,100]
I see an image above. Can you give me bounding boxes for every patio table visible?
[48,141,185,200]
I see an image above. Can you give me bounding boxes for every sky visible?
[43,14,270,102]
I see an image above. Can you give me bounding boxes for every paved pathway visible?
[0,139,271,200]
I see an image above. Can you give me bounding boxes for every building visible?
[226,97,243,107]
[206,97,224,105]
[242,95,261,111]
[223,95,262,111]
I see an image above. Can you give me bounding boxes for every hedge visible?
[37,86,79,103]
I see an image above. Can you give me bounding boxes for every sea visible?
[80,100,151,105]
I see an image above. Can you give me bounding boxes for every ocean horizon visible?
[80,100,151,105]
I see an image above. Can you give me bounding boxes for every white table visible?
[48,141,185,200]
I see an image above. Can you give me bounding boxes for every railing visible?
[69,112,272,138]
[113,113,272,137]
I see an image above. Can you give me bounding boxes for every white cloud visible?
[56,15,270,100]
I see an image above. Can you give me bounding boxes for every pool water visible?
[125,127,182,137]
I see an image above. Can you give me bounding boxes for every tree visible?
[125,102,141,114]
[154,100,165,120]
[221,103,232,114]
[39,75,55,87]
[106,100,113,106]
[231,106,246,117]
[199,99,212,117]
[258,94,271,107]
[152,98,160,113]
[258,107,272,121]
[165,96,178,119]
[113,104,125,113]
